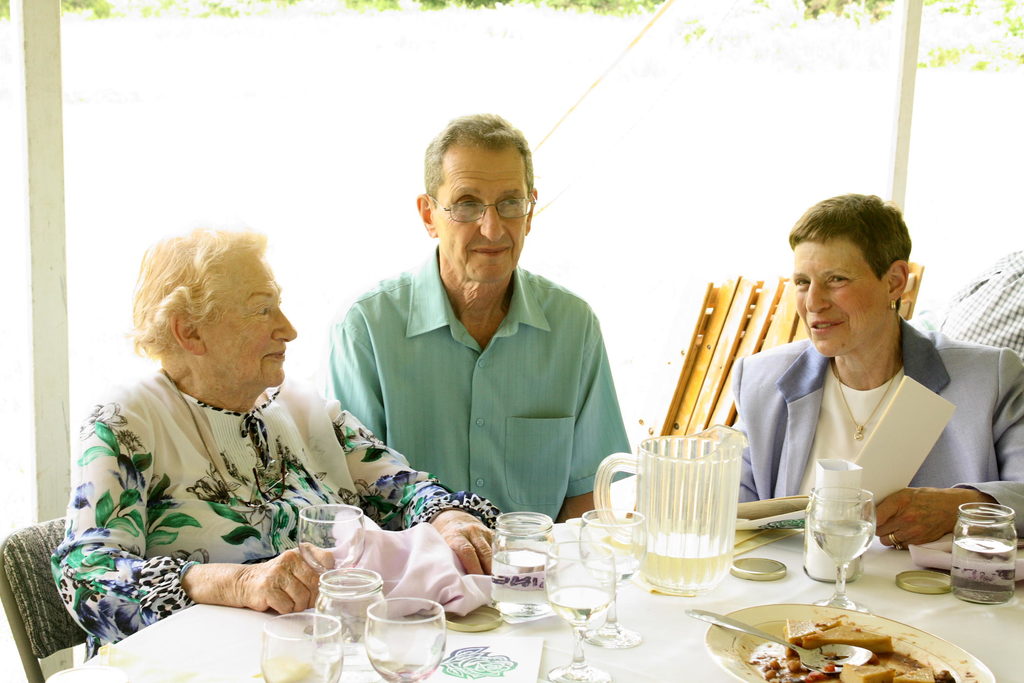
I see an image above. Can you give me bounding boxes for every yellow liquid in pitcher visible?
[641,550,731,596]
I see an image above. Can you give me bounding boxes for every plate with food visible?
[703,603,993,683]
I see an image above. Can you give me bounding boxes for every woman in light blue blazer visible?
[733,194,1024,547]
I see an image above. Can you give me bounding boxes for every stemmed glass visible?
[364,597,446,682]
[545,541,617,683]
[580,509,646,648]
[261,612,343,683]
[299,504,366,573]
[806,487,876,612]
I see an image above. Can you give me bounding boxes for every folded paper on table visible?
[854,376,956,502]
[908,533,1024,580]
[355,518,492,616]
[734,528,801,556]
[434,636,543,683]
[736,496,809,530]
[98,645,232,683]
[96,646,199,682]
[95,605,269,682]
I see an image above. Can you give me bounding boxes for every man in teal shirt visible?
[326,114,629,521]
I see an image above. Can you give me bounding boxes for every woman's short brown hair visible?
[789,193,912,278]
[131,229,268,360]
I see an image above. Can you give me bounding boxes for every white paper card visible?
[434,635,544,682]
[853,376,955,502]
[815,459,863,489]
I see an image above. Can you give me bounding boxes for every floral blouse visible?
[51,373,499,655]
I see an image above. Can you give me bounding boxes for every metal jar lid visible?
[730,557,787,581]
[446,605,503,632]
[895,570,952,594]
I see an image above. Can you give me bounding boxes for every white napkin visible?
[908,533,1024,580]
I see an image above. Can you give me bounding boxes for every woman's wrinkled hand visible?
[235,547,322,614]
[431,509,494,575]
[876,486,996,548]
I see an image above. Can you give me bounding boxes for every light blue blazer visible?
[733,321,1024,535]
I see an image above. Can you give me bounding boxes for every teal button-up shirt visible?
[326,253,630,519]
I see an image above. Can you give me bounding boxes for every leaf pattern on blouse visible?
[53,386,499,656]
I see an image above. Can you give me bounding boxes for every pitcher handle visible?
[593,452,638,511]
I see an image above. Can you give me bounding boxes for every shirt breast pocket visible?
[504,416,574,507]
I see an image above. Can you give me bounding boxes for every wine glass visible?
[806,487,876,612]
[545,541,617,683]
[299,504,365,573]
[580,509,646,648]
[261,612,343,683]
[364,597,446,682]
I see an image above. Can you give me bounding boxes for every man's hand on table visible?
[876,486,997,547]
[431,509,494,575]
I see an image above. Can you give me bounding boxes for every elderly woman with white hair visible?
[52,229,499,655]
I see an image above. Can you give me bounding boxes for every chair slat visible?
[661,279,739,435]
[687,277,759,433]
[710,278,786,426]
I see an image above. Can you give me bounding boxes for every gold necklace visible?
[831,362,900,441]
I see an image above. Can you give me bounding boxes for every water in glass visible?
[806,487,875,612]
[491,511,554,621]
[951,502,1017,604]
[545,541,617,683]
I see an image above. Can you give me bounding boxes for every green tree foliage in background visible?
[0,0,1020,69]
[803,0,894,19]
[0,0,1012,18]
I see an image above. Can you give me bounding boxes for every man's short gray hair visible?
[424,114,534,197]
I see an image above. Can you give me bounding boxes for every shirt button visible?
[475,478,485,487]
[475,418,485,427]
[478,359,487,368]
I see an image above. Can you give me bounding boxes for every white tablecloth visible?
[86,532,1023,682]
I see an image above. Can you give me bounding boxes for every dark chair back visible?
[0,518,87,683]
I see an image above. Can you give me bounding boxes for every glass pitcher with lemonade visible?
[594,426,746,596]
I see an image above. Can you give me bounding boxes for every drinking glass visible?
[951,502,1017,604]
[364,597,446,682]
[806,487,876,612]
[545,541,617,683]
[261,613,343,683]
[491,511,555,622]
[316,568,384,682]
[299,503,365,573]
[580,509,646,648]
